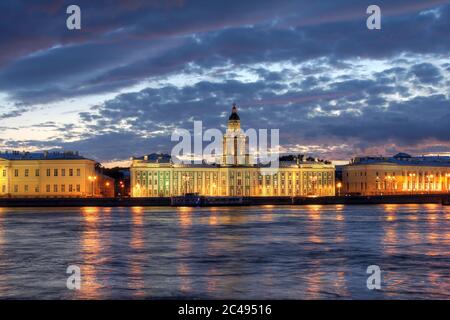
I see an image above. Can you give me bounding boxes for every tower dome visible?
[228,103,240,121]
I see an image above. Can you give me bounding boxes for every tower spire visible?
[229,102,240,121]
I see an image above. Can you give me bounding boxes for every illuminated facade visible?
[342,153,450,195]
[0,151,114,198]
[131,105,335,197]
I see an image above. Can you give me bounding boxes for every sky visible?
[0,0,449,166]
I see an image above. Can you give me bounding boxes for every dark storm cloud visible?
[408,63,444,84]
[0,0,449,104]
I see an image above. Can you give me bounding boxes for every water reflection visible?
[306,205,322,244]
[129,207,145,298]
[0,204,448,299]
[0,210,6,296]
[79,207,103,299]
[177,207,193,294]
[334,205,345,243]
[382,205,398,255]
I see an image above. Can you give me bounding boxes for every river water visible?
[0,204,448,299]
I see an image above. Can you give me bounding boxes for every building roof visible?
[228,103,240,121]
[0,151,87,161]
[350,154,450,167]
[132,153,172,163]
[393,152,412,159]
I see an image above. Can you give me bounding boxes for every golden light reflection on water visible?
[425,207,444,256]
[198,210,255,226]
[0,212,4,296]
[177,235,193,293]
[79,207,103,299]
[335,204,345,222]
[178,209,193,227]
[306,205,322,220]
[81,207,99,224]
[176,207,193,293]
[333,205,346,243]
[334,271,348,298]
[383,204,398,222]
[260,206,274,222]
[129,207,145,297]
[0,212,4,247]
[382,204,399,256]
[305,206,324,253]
[206,266,219,295]
[305,271,325,299]
[131,207,144,249]
[209,212,219,226]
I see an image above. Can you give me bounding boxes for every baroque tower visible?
[222,103,249,166]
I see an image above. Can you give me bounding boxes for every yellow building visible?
[342,153,450,195]
[131,105,335,197]
[0,151,113,198]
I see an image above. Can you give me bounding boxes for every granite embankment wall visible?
[0,194,448,207]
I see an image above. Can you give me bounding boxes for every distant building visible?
[0,151,114,198]
[342,153,450,195]
[130,104,335,197]
[101,167,131,197]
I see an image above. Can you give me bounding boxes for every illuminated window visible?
[25,169,29,177]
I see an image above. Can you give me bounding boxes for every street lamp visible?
[119,181,125,197]
[336,182,342,196]
[104,182,110,197]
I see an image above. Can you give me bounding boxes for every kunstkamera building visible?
[130,104,336,197]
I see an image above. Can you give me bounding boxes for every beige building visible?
[0,151,114,198]
[342,153,450,195]
[131,105,335,197]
